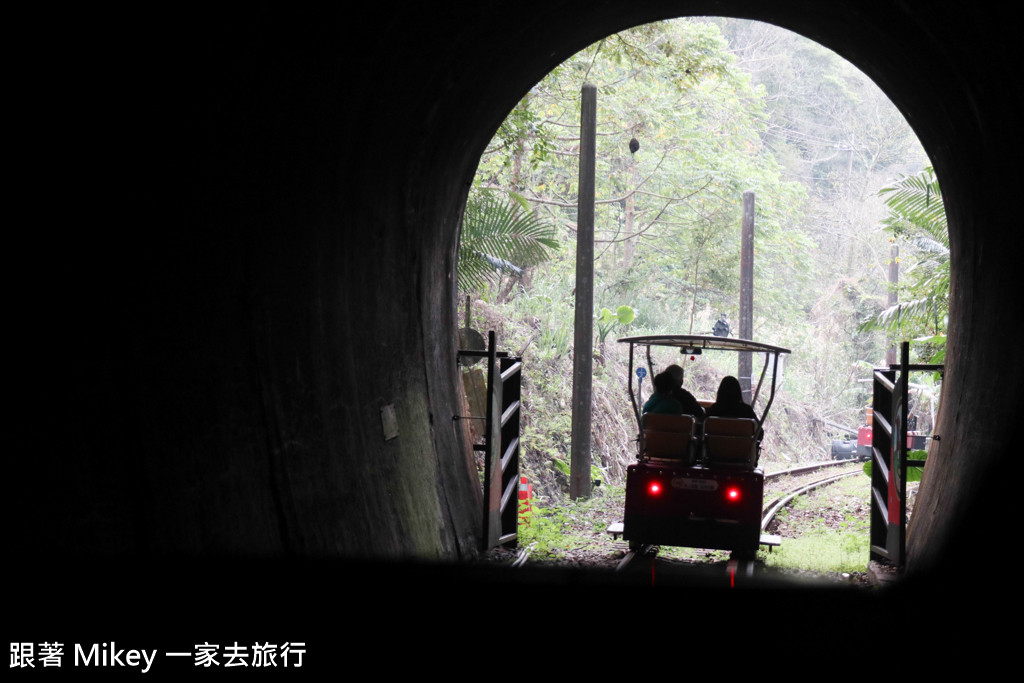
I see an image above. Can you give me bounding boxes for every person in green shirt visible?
[665,364,705,420]
[642,372,684,415]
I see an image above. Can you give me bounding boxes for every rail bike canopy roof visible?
[617,334,791,356]
[619,335,791,427]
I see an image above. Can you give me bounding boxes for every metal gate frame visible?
[869,341,942,567]
[457,331,522,550]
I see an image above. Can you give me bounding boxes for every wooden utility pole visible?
[570,83,596,500]
[739,190,755,404]
[622,152,639,269]
[885,244,899,366]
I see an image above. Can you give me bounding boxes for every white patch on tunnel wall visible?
[381,404,399,441]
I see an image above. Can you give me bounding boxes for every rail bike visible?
[619,335,791,559]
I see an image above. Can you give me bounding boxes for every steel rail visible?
[764,460,857,482]
[761,469,861,531]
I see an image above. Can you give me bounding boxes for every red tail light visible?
[725,485,742,502]
[648,481,662,496]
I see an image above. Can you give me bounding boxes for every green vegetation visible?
[517,486,627,561]
[761,530,870,575]
[517,505,574,560]
[597,305,635,343]
[862,448,927,482]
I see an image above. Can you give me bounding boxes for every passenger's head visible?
[715,376,745,405]
[653,371,675,394]
[665,364,684,387]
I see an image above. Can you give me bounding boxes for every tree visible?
[471,19,811,333]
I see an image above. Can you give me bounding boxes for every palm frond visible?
[908,235,949,257]
[861,166,950,339]
[457,189,560,292]
[859,295,947,334]
[878,167,947,246]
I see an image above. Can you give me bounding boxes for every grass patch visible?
[517,484,626,560]
[658,546,732,563]
[760,529,869,574]
[760,474,872,575]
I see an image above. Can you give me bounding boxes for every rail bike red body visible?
[624,460,764,553]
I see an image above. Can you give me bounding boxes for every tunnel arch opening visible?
[455,16,941,572]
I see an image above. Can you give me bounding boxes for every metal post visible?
[570,83,596,500]
[482,331,501,547]
[892,341,910,564]
[739,190,754,404]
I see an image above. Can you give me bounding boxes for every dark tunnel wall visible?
[16,2,1021,596]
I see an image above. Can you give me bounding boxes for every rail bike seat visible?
[702,417,760,468]
[641,413,697,464]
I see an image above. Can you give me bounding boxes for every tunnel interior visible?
[16,1,1021,634]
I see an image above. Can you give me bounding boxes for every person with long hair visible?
[706,376,757,421]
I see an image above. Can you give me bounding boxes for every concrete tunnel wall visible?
[15,2,1021,594]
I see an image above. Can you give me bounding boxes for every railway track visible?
[762,463,862,533]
